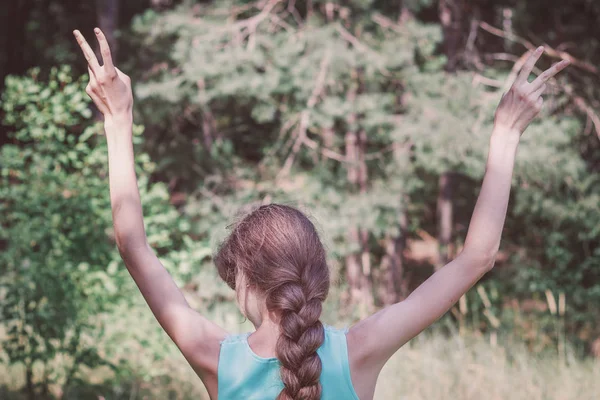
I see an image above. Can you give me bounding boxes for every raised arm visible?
[73,29,227,377]
[347,47,570,372]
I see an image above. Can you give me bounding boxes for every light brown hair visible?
[215,204,330,399]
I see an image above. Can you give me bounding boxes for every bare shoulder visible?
[346,309,389,366]
[175,308,229,375]
[174,309,229,399]
[346,313,388,400]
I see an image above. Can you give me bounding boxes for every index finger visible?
[516,46,544,84]
[529,59,570,91]
[73,30,100,73]
[94,28,116,75]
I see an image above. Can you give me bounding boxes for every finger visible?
[530,83,546,99]
[529,60,570,91]
[73,30,101,73]
[536,97,544,111]
[517,46,544,84]
[94,28,116,76]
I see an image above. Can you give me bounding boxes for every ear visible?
[234,273,249,317]
[234,269,246,289]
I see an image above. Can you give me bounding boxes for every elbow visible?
[115,233,148,259]
[114,233,130,255]
[483,256,497,272]
[461,249,497,272]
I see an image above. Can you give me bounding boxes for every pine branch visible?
[276,51,331,181]
[479,21,598,75]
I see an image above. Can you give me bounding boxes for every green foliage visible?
[129,0,600,355]
[1,5,599,398]
[130,1,436,241]
[0,66,205,396]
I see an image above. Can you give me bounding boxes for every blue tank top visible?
[218,324,360,400]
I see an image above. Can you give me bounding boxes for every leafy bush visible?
[0,66,207,397]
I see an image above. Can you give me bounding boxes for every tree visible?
[0,66,205,397]
[128,0,600,352]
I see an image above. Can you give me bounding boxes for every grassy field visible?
[377,333,599,400]
[2,311,598,400]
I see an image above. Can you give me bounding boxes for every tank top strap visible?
[322,323,349,333]
[220,331,251,345]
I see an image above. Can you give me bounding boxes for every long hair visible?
[214,204,330,399]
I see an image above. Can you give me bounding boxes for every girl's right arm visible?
[347,47,569,377]
[73,29,228,381]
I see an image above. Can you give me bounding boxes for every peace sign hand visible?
[494,46,570,137]
[73,28,133,123]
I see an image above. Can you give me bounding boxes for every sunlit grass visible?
[2,308,598,400]
[377,331,599,400]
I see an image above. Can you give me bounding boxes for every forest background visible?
[1,0,599,399]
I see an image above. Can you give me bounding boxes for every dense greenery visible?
[129,0,600,344]
[1,0,599,398]
[0,66,209,396]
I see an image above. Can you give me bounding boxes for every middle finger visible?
[529,60,570,91]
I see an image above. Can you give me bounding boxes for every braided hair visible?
[215,204,330,399]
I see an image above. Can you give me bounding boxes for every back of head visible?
[215,204,330,400]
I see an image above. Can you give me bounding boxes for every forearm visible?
[462,127,520,260]
[105,114,147,253]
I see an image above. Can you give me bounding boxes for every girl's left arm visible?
[347,47,569,373]
[73,29,227,376]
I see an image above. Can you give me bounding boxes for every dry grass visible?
[2,312,598,399]
[377,332,599,400]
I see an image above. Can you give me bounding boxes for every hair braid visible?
[269,279,326,400]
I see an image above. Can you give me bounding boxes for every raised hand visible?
[73,28,133,121]
[494,46,570,136]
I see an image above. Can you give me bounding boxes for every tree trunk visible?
[345,224,364,309]
[398,0,414,23]
[25,362,35,400]
[436,171,453,269]
[3,0,33,77]
[344,130,373,314]
[439,0,467,72]
[379,197,409,305]
[96,0,119,62]
[343,72,373,315]
[437,0,466,269]
[392,203,409,298]
[94,0,119,120]
[197,78,216,150]
[357,128,373,305]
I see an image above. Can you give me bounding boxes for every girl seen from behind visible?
[73,28,569,400]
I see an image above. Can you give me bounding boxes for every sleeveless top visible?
[218,324,360,400]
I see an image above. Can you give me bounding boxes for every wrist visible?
[491,125,521,144]
[104,112,133,131]
[487,128,520,169]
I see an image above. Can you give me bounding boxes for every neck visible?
[247,309,281,358]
